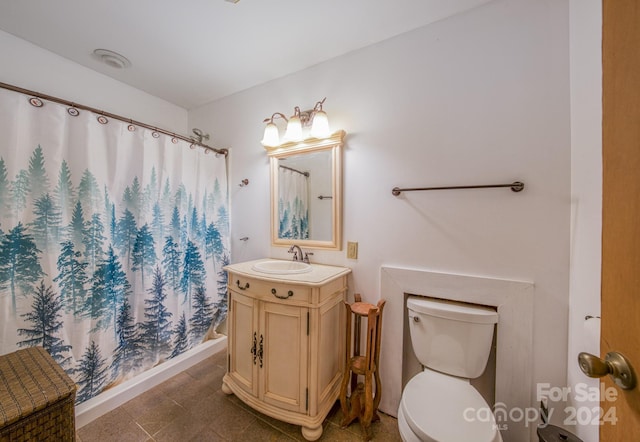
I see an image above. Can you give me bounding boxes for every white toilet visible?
[398,296,503,442]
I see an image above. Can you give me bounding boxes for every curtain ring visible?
[29,97,44,107]
[67,104,79,117]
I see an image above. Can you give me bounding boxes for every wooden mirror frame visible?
[266,130,345,250]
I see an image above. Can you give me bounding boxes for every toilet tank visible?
[407,296,498,379]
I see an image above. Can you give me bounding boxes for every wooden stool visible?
[339,294,386,441]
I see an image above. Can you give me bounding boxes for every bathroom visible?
[0,0,620,441]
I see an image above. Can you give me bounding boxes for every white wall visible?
[568,1,602,441]
[190,0,572,430]
[0,30,187,133]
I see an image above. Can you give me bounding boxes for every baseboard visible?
[75,336,227,428]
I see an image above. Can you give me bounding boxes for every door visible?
[259,301,309,413]
[228,290,259,397]
[601,0,640,438]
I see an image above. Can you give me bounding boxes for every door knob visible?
[578,351,637,390]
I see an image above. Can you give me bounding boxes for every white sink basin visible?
[252,260,312,274]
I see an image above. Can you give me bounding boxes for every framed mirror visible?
[266,130,345,250]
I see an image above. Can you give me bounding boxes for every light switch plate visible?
[347,241,358,259]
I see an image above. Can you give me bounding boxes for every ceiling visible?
[0,0,492,110]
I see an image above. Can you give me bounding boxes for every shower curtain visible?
[0,87,229,404]
[278,167,309,239]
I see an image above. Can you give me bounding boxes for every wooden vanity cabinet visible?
[222,261,350,441]
[227,291,308,413]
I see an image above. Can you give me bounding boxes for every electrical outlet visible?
[347,241,358,259]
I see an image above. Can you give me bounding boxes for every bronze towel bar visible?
[392,181,524,196]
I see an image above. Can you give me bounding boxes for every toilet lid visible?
[401,370,498,442]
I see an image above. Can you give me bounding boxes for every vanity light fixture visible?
[261,98,332,147]
[261,112,288,147]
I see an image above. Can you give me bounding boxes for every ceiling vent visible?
[92,49,131,69]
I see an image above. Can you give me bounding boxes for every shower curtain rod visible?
[279,164,309,177]
[0,81,228,156]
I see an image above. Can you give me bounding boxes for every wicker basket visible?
[0,347,76,442]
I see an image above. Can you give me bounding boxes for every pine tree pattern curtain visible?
[0,88,229,404]
[278,167,309,239]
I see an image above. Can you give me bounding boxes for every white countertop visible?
[224,258,351,286]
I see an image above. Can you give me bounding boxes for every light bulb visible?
[284,116,303,141]
[261,122,280,147]
[310,110,330,138]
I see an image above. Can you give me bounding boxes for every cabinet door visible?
[228,290,259,397]
[259,301,309,413]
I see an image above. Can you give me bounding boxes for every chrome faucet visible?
[288,245,304,262]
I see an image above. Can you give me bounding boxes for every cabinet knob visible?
[236,280,250,290]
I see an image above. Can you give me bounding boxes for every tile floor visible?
[76,349,401,441]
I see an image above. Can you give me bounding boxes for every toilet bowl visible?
[399,296,502,442]
[398,369,502,442]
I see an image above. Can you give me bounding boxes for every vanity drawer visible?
[231,275,311,303]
